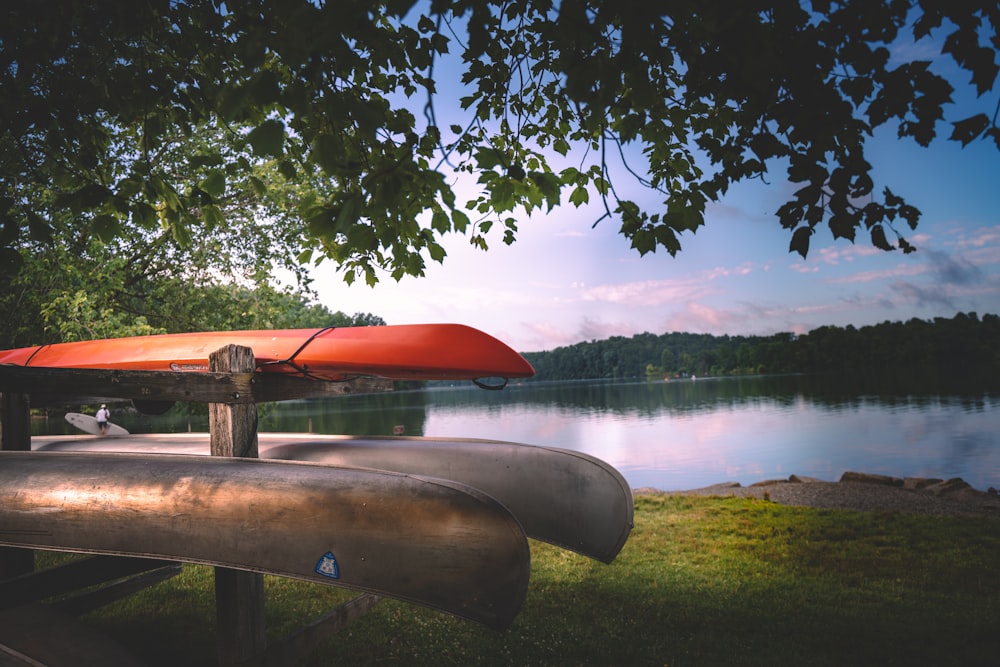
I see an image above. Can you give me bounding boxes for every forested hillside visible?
[521,312,1000,381]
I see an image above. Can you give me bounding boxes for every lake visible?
[34,375,1000,492]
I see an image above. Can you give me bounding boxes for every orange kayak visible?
[0,324,534,382]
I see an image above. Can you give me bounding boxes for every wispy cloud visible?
[953,225,1000,249]
[577,317,639,341]
[579,278,717,306]
[662,302,740,334]
[518,321,581,350]
[825,262,929,284]
[815,244,883,265]
[578,264,759,307]
[660,299,852,337]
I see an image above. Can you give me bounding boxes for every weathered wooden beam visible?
[52,563,183,617]
[0,365,391,405]
[209,346,267,666]
[0,555,177,610]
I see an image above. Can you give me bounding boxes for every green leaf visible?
[312,134,342,175]
[217,84,249,122]
[828,213,856,241]
[490,178,516,211]
[428,242,446,263]
[569,186,589,206]
[560,167,580,184]
[26,212,53,244]
[949,114,990,147]
[203,205,224,230]
[431,210,450,233]
[899,205,920,230]
[249,176,266,196]
[278,160,297,180]
[663,208,702,233]
[530,171,561,207]
[92,214,121,242]
[654,225,681,255]
[451,209,470,233]
[0,248,22,277]
[631,228,656,255]
[306,207,338,239]
[336,195,363,234]
[870,224,894,251]
[475,147,505,170]
[249,70,280,106]
[63,184,112,211]
[789,226,812,259]
[132,202,157,229]
[506,164,526,181]
[200,171,226,198]
[247,119,285,157]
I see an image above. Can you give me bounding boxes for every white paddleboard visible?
[65,412,129,436]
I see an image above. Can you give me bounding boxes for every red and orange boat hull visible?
[0,324,535,382]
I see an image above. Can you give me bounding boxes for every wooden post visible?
[0,392,34,579]
[208,346,266,665]
[0,392,31,452]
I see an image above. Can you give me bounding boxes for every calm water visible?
[35,375,1000,492]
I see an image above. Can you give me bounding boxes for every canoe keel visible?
[0,452,530,630]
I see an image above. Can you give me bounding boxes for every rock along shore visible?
[640,471,1000,518]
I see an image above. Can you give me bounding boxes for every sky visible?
[302,44,1000,354]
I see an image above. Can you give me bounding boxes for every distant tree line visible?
[521,313,1000,382]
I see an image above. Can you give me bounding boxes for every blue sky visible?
[306,34,1000,354]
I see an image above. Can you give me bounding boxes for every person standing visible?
[95,404,110,435]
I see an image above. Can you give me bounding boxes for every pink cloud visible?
[825,262,929,284]
[578,263,759,307]
[579,279,717,306]
[518,321,580,351]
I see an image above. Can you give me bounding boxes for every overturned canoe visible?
[0,324,534,382]
[0,451,529,629]
[34,433,634,564]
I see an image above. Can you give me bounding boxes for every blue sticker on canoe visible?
[315,551,340,579]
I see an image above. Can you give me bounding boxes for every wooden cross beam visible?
[0,365,391,405]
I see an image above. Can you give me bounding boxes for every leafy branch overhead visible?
[2,1,998,284]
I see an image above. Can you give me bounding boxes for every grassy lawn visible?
[43,494,1000,665]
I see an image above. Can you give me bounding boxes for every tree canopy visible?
[2,0,998,291]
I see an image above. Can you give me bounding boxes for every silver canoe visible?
[0,451,529,629]
[34,433,634,563]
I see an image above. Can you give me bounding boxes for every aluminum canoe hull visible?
[0,324,535,381]
[0,452,529,629]
[33,434,633,563]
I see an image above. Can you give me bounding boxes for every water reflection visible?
[34,375,1000,492]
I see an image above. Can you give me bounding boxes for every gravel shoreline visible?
[639,471,1000,518]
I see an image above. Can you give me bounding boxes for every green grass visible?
[40,495,1000,665]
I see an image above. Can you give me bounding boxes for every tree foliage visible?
[0,226,384,347]
[2,0,998,289]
